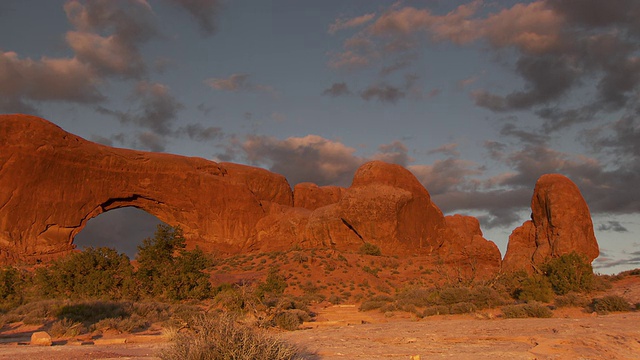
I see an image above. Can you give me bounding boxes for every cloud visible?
[322,82,352,97]
[428,143,460,158]
[329,1,640,132]
[205,73,276,95]
[64,0,157,78]
[178,123,223,141]
[328,13,375,34]
[137,131,166,152]
[0,51,103,112]
[360,83,405,103]
[167,0,223,36]
[373,141,413,167]
[242,135,365,186]
[598,221,628,232]
[96,81,183,136]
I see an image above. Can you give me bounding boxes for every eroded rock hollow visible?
[0,115,598,276]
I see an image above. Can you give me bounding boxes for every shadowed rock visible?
[503,174,599,273]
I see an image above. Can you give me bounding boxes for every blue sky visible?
[1,0,639,274]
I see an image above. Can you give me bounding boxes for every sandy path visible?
[1,309,638,359]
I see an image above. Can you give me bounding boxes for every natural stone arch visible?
[0,114,293,263]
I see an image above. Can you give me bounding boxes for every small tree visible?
[34,247,136,300]
[136,224,212,300]
[543,252,595,295]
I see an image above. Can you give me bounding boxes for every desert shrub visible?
[34,247,136,300]
[493,270,530,299]
[91,314,148,333]
[49,318,85,338]
[57,301,131,325]
[136,225,213,301]
[438,286,471,305]
[275,309,310,331]
[359,243,382,256]
[543,252,595,295]
[0,267,25,307]
[11,299,65,325]
[256,268,287,300]
[422,305,450,317]
[396,287,437,308]
[590,295,632,314]
[554,292,591,308]
[133,302,171,323]
[517,275,554,303]
[470,286,508,308]
[159,312,306,360]
[502,303,552,318]
[450,302,477,314]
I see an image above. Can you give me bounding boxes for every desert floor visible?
[0,275,638,360]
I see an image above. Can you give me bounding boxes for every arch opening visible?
[73,207,165,258]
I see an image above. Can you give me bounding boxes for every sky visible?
[1,0,639,274]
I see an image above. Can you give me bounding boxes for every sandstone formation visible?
[502,174,599,273]
[293,183,345,211]
[0,114,598,278]
[0,114,292,262]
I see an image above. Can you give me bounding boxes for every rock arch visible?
[0,114,293,263]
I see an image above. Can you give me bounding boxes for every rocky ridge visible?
[0,115,598,275]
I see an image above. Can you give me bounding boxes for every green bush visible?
[159,312,306,360]
[34,247,136,300]
[359,243,382,256]
[502,303,553,318]
[517,275,554,303]
[591,295,631,314]
[543,252,595,295]
[136,225,213,300]
[0,267,24,307]
[256,268,287,300]
[554,292,590,308]
[275,309,309,331]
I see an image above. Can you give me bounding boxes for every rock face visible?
[0,114,292,262]
[442,215,502,277]
[0,115,598,279]
[503,174,599,273]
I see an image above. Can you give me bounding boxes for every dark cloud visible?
[432,188,532,229]
[178,123,223,142]
[597,221,628,232]
[499,123,548,145]
[374,141,413,167]
[205,73,276,95]
[167,0,223,36]
[137,131,166,152]
[322,82,352,97]
[64,0,157,78]
[95,81,184,153]
[0,51,103,112]
[360,83,405,103]
[474,55,579,112]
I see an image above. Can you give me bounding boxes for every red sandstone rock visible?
[442,215,502,277]
[0,114,292,262]
[503,174,599,273]
[293,182,345,210]
[303,161,450,255]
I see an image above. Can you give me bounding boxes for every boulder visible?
[30,331,52,346]
[503,174,599,273]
